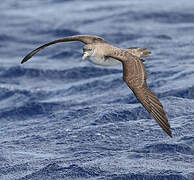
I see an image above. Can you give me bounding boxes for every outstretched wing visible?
[132,85,172,137]
[109,51,172,137]
[21,35,105,64]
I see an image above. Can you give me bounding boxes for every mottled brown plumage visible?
[21,35,172,137]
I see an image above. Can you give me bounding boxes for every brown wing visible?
[21,35,105,64]
[109,51,172,137]
[125,47,151,58]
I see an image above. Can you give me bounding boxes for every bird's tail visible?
[126,47,152,58]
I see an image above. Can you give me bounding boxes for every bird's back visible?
[125,47,151,58]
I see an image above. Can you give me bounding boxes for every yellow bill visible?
[82,52,89,60]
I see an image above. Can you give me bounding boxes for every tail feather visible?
[126,47,152,58]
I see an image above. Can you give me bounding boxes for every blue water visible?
[1,0,194,179]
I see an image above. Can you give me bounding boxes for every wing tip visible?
[167,130,173,138]
[21,57,29,64]
[163,125,172,138]
[21,59,26,64]
[159,120,173,138]
[21,50,36,64]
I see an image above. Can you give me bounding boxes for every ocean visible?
[0,0,194,179]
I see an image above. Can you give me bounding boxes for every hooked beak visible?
[82,52,89,60]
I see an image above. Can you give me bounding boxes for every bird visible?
[21,34,172,137]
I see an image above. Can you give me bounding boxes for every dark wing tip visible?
[21,56,29,64]
[158,122,172,138]
[162,124,172,138]
[21,48,41,64]
[167,130,173,138]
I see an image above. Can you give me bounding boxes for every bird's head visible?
[82,44,95,60]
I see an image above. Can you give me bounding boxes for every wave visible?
[0,66,121,80]
[19,163,105,180]
[135,143,194,155]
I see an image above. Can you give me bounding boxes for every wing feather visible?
[132,86,172,137]
[109,50,172,137]
[21,35,105,64]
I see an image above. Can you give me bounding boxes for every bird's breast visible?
[88,56,120,66]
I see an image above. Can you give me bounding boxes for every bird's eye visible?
[88,48,92,51]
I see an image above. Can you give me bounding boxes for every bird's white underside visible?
[88,56,120,66]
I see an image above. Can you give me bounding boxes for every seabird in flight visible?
[21,35,172,137]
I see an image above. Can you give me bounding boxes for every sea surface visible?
[0,0,194,179]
